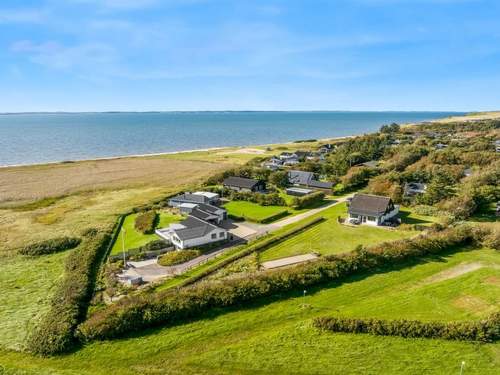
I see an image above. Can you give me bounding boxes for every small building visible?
[347,193,399,226]
[169,191,219,207]
[404,182,427,197]
[223,176,266,193]
[193,191,220,205]
[288,170,333,190]
[360,160,379,169]
[435,143,448,150]
[156,216,227,250]
[286,187,314,197]
[263,156,283,170]
[318,144,335,153]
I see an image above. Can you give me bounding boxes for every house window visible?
[367,216,376,221]
[219,232,225,238]
[351,214,359,219]
[211,233,216,239]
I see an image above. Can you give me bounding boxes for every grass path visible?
[0,246,498,374]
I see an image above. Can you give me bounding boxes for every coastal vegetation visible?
[0,112,498,374]
[158,250,201,266]
[19,236,81,256]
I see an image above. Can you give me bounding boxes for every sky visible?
[0,0,499,112]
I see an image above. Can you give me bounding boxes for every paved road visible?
[268,196,350,230]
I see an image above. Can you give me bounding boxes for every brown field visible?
[0,156,229,203]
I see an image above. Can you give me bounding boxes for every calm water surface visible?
[0,111,462,166]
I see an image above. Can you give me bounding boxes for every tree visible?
[269,170,289,188]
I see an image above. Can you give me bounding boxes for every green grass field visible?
[260,203,418,261]
[110,211,182,255]
[0,246,498,374]
[0,252,68,351]
[224,201,289,222]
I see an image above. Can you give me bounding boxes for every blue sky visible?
[0,0,499,112]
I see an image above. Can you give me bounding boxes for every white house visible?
[348,193,399,226]
[156,216,227,250]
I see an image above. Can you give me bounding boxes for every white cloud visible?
[11,40,116,70]
[0,8,46,23]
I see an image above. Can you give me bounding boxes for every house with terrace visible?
[287,170,333,190]
[156,215,227,250]
[318,143,335,153]
[347,193,399,226]
[223,176,266,193]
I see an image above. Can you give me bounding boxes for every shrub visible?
[292,191,325,209]
[230,191,286,206]
[19,237,81,256]
[27,232,111,355]
[158,250,201,266]
[78,225,478,342]
[134,211,157,234]
[313,313,500,343]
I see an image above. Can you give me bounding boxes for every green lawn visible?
[1,246,498,374]
[0,252,68,351]
[260,203,417,261]
[224,201,289,223]
[110,211,182,255]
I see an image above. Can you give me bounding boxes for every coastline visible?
[0,135,351,170]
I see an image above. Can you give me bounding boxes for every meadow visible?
[0,246,498,374]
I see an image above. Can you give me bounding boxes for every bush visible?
[313,313,500,343]
[134,211,157,234]
[19,237,81,256]
[78,225,478,342]
[230,191,286,206]
[27,232,111,355]
[292,191,325,209]
[158,250,201,266]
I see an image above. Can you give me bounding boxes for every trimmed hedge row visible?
[313,313,500,343]
[134,210,157,234]
[292,191,325,209]
[19,236,81,256]
[158,250,201,266]
[77,225,477,342]
[27,232,111,356]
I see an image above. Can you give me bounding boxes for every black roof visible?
[348,194,392,216]
[196,203,223,213]
[308,180,333,189]
[174,216,220,241]
[223,176,263,189]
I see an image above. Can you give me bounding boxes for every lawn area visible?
[260,203,416,261]
[224,201,289,223]
[0,246,498,374]
[0,251,68,351]
[110,210,182,255]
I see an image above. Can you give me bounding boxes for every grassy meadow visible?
[0,251,69,351]
[0,246,498,374]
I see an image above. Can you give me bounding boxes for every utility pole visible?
[121,228,127,269]
[460,361,465,375]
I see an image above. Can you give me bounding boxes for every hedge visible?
[313,313,500,343]
[292,191,325,209]
[77,225,478,342]
[27,231,111,356]
[158,250,201,266]
[19,237,81,256]
[134,211,157,234]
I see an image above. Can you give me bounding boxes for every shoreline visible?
[0,135,351,170]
